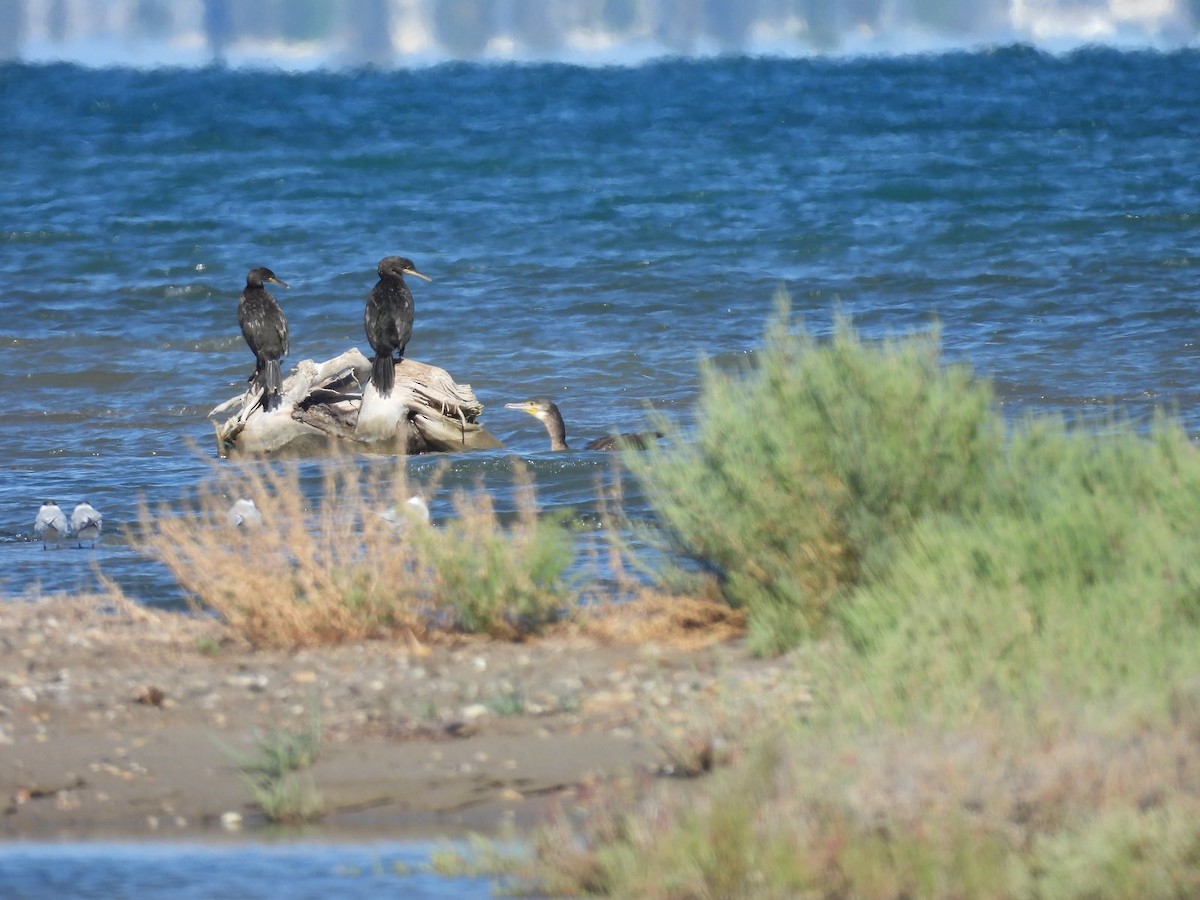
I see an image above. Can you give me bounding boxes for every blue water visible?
[3,43,1200,896]
[0,842,496,899]
[2,49,1200,606]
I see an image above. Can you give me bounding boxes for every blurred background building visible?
[0,0,1196,67]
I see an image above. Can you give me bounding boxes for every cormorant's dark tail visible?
[370,353,395,398]
[264,358,283,412]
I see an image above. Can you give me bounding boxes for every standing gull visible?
[71,501,103,548]
[227,497,263,528]
[34,500,68,548]
[379,494,431,532]
[238,266,290,412]
[364,256,430,398]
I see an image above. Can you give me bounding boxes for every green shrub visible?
[1025,806,1200,900]
[628,299,1000,653]
[228,706,325,825]
[246,772,324,826]
[240,711,323,781]
[517,696,1200,898]
[513,303,1200,895]
[840,413,1200,717]
[406,475,574,638]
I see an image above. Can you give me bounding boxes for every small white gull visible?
[34,500,68,548]
[71,501,103,548]
[227,497,263,528]
[378,495,431,531]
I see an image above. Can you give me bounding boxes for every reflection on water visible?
[0,842,500,900]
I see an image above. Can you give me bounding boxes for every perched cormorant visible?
[505,398,663,452]
[34,500,68,548]
[71,501,103,548]
[238,266,289,412]
[364,256,430,398]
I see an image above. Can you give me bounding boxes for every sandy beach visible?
[0,595,796,842]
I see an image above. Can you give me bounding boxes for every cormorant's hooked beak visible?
[505,401,538,417]
[404,266,432,282]
[268,276,289,289]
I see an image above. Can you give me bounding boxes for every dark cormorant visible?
[505,398,663,451]
[364,256,430,398]
[238,266,289,412]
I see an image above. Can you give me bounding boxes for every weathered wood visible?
[210,349,503,457]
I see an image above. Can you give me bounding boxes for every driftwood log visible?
[209,349,503,457]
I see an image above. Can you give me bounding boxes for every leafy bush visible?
[513,304,1200,895]
[224,705,325,825]
[839,412,1200,716]
[405,474,575,639]
[627,300,1000,653]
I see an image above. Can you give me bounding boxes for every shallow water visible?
[3,48,1200,605]
[0,842,497,899]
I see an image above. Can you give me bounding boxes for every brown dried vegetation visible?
[136,457,573,648]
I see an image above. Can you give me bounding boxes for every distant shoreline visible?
[5,0,1196,71]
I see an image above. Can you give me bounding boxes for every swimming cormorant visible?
[505,398,663,451]
[364,256,430,398]
[71,500,103,548]
[238,266,289,412]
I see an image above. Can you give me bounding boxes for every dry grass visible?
[135,455,573,648]
[574,463,747,650]
[576,589,746,650]
[131,449,749,652]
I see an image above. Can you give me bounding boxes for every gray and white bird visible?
[34,500,69,548]
[378,494,431,532]
[71,501,103,548]
[404,494,431,524]
[227,497,263,528]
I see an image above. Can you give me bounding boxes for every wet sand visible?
[0,596,797,841]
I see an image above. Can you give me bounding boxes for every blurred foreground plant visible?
[467,301,1200,895]
[517,695,1200,898]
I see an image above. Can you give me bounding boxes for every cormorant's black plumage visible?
[238,266,289,413]
[364,256,429,398]
[504,398,663,452]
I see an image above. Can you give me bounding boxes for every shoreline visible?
[0,594,792,844]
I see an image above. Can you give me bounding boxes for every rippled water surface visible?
[3,49,1200,602]
[0,842,495,899]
